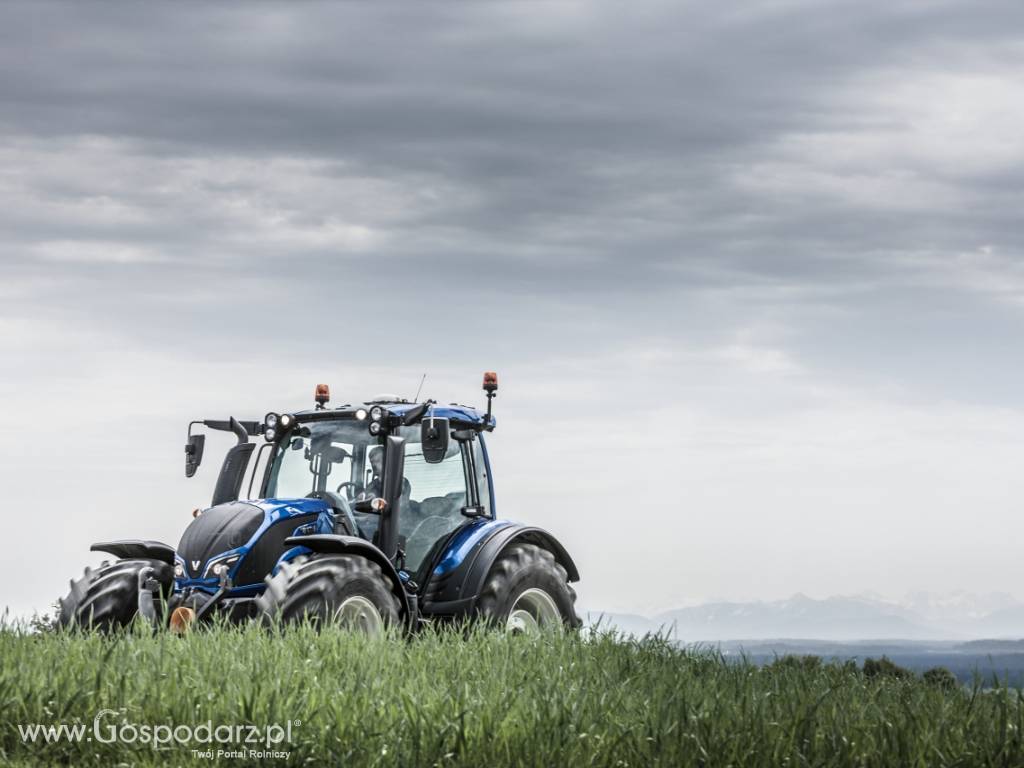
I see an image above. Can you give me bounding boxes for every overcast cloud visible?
[2,0,1023,619]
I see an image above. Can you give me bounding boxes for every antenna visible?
[413,373,427,403]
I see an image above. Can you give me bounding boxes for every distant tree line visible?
[768,654,958,688]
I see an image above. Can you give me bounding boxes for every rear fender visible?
[90,540,176,565]
[420,524,579,617]
[281,534,412,627]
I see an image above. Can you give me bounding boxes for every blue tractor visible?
[58,374,581,633]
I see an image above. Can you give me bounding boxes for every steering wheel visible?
[335,481,359,500]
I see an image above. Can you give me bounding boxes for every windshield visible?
[265,419,379,500]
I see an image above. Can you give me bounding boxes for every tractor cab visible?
[258,400,495,579]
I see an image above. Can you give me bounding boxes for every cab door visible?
[398,433,474,572]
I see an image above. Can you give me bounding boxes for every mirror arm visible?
[201,418,262,437]
[228,417,249,445]
[402,400,435,426]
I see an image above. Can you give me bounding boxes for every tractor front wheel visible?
[256,554,401,634]
[476,543,581,632]
[58,558,173,631]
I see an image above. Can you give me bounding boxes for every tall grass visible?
[0,623,1021,766]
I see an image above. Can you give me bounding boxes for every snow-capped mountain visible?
[900,591,1021,625]
[585,592,1024,640]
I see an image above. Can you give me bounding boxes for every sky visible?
[2,0,1024,619]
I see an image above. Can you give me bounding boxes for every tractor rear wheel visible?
[256,554,401,634]
[58,558,173,631]
[476,543,581,632]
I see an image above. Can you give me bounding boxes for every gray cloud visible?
[3,0,1024,617]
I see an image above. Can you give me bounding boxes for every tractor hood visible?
[177,501,263,579]
[176,498,330,581]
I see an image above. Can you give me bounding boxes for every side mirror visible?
[421,416,450,464]
[185,434,205,478]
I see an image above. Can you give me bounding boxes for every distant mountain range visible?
[585,592,1024,641]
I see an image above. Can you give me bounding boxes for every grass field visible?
[1,624,1023,767]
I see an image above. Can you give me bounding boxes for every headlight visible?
[355,408,367,420]
[204,555,240,578]
[264,412,279,430]
[264,428,277,442]
[368,421,382,436]
[369,406,384,422]
[279,414,294,429]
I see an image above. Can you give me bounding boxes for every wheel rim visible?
[335,596,384,634]
[506,588,562,633]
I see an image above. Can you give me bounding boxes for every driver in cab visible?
[355,447,418,542]
[361,447,415,509]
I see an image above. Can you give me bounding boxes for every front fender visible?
[282,534,412,627]
[271,545,312,575]
[91,539,176,565]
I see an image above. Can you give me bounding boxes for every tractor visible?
[58,373,580,633]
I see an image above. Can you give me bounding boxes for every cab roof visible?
[294,401,495,429]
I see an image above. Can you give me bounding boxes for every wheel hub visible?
[335,595,384,634]
[506,588,561,633]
